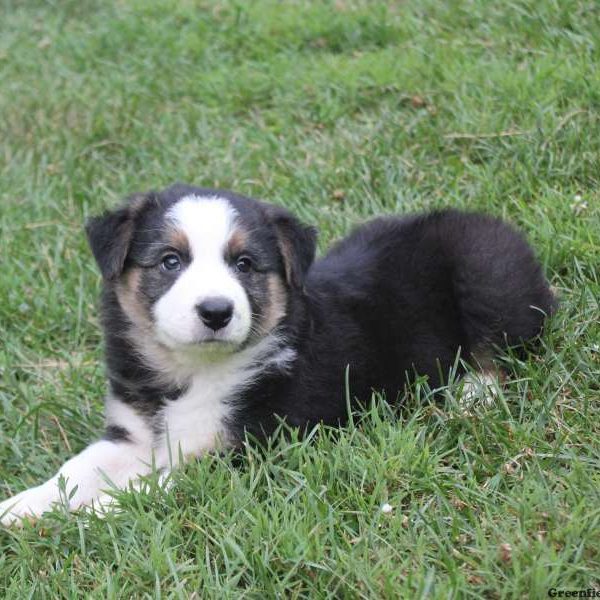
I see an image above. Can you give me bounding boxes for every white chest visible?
[153,336,296,466]
[157,369,238,462]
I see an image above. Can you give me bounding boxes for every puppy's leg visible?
[0,397,155,526]
[0,440,151,525]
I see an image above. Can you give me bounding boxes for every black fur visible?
[229,210,557,441]
[103,424,130,442]
[89,185,556,445]
[261,203,318,288]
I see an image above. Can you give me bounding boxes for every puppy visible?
[0,184,556,524]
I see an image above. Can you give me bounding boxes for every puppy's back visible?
[309,209,555,365]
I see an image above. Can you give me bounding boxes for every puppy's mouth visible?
[178,332,240,347]
[192,336,238,347]
[194,326,243,345]
[154,327,240,351]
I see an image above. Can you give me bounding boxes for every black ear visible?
[85,194,148,280]
[264,204,318,289]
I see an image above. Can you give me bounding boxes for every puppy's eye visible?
[236,256,253,273]
[161,253,181,272]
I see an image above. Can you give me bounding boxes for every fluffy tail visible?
[444,211,557,356]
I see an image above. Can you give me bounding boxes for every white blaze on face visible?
[153,196,252,348]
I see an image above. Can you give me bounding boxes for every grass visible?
[0,0,599,597]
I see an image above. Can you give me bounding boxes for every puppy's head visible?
[86,185,317,358]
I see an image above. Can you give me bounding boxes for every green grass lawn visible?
[1,0,599,597]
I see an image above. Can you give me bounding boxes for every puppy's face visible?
[86,185,316,359]
[132,196,278,349]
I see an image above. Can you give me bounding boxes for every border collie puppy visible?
[0,184,556,524]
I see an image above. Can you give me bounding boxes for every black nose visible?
[195,297,234,331]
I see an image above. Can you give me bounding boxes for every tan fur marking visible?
[226,227,248,258]
[470,348,505,381]
[165,226,190,256]
[115,268,152,331]
[262,274,287,332]
[278,238,295,286]
[115,268,181,385]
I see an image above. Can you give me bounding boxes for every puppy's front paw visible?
[0,481,63,527]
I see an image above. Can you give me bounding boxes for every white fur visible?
[459,372,499,411]
[155,334,290,464]
[0,439,153,525]
[0,338,295,525]
[105,393,153,446]
[153,196,252,348]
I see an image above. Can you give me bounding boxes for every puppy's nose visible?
[196,297,234,331]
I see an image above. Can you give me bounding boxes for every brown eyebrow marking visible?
[226,227,249,257]
[165,225,191,256]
